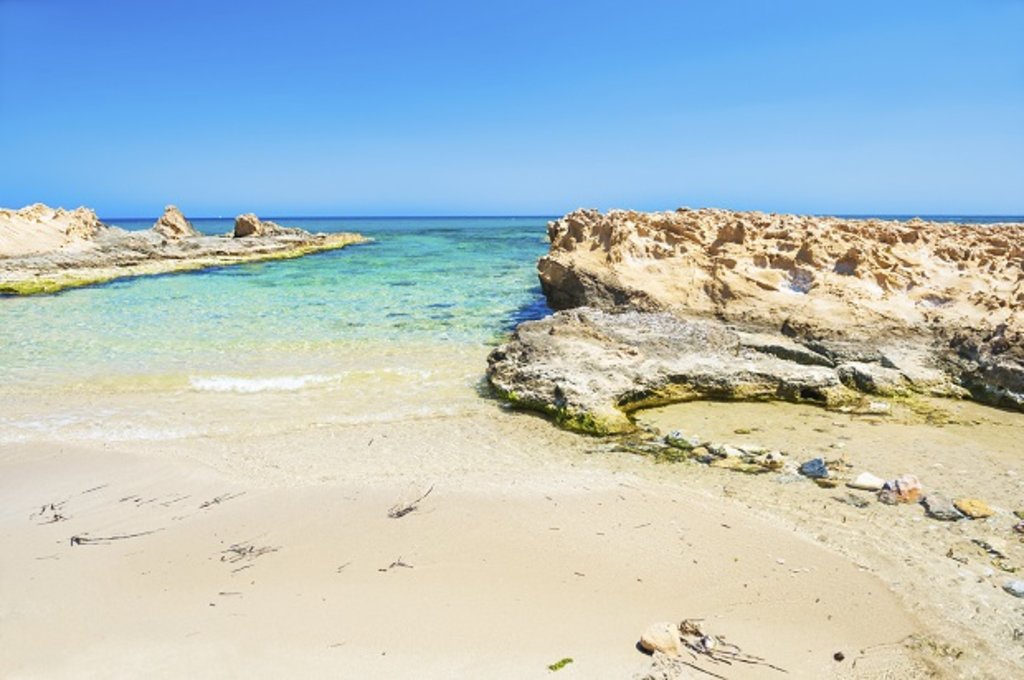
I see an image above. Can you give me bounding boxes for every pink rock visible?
[877,474,923,505]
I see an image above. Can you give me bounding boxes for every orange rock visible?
[953,498,994,519]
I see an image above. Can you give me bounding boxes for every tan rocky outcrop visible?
[0,203,368,295]
[489,208,1024,432]
[152,205,199,240]
[233,213,297,238]
[0,204,106,257]
[539,208,1023,340]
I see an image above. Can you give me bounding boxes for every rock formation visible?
[0,203,368,295]
[152,205,200,240]
[489,208,1024,432]
[234,213,299,238]
[0,204,106,257]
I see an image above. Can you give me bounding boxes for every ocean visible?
[0,217,553,445]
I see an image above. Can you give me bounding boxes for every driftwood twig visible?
[387,485,434,518]
[70,528,164,546]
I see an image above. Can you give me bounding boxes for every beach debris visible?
[847,472,885,492]
[665,430,700,450]
[70,528,164,546]
[547,657,574,672]
[1003,580,1024,598]
[199,492,246,510]
[677,619,787,673]
[921,494,965,521]
[1014,521,1024,534]
[972,538,1008,559]
[387,484,434,519]
[220,542,279,564]
[638,619,787,675]
[953,498,993,519]
[378,557,413,572]
[833,651,845,662]
[31,501,69,525]
[709,457,770,474]
[798,458,829,479]
[640,622,683,656]
[877,475,922,505]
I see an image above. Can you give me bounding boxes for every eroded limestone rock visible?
[152,205,199,240]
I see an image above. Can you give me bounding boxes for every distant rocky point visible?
[0,204,368,295]
[488,208,1024,432]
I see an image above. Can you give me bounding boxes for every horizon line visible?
[100,211,1024,222]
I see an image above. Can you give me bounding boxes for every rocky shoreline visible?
[488,208,1024,433]
[0,204,368,295]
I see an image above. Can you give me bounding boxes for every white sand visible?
[0,419,929,679]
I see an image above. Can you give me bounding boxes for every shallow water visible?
[0,217,552,442]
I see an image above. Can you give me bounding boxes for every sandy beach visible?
[1,403,935,679]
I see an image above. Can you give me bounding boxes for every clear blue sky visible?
[1,0,1021,217]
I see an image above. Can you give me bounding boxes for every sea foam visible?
[188,374,338,393]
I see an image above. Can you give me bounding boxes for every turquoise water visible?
[0,217,553,393]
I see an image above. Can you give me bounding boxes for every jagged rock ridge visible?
[489,208,1024,432]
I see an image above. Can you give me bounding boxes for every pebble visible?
[921,494,964,521]
[877,475,923,505]
[868,401,891,414]
[799,458,829,479]
[847,472,885,491]
[953,498,994,519]
[1003,581,1024,598]
[639,622,681,656]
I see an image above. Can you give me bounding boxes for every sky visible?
[0,0,1022,217]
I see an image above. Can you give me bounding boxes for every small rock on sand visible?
[1003,581,1024,598]
[953,498,994,519]
[921,494,964,521]
[639,622,681,656]
[799,458,828,479]
[877,475,922,505]
[847,472,885,491]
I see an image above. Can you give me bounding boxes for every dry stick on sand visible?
[666,619,788,678]
[387,484,434,519]
[70,528,164,546]
[199,492,246,510]
[379,557,413,572]
[220,542,279,564]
